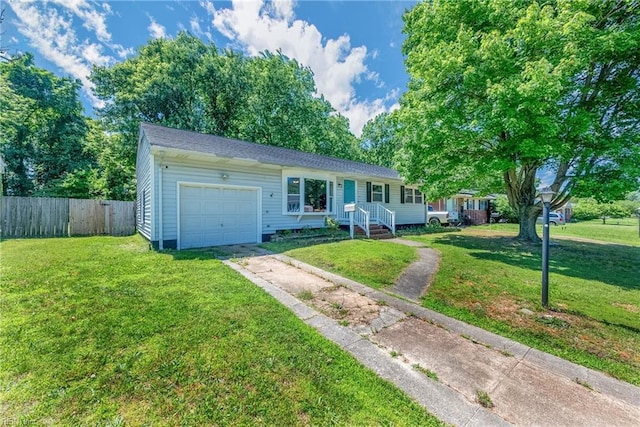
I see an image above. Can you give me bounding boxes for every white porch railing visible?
[353,206,370,238]
[375,204,396,235]
[336,202,395,236]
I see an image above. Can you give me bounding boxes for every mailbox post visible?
[344,203,356,239]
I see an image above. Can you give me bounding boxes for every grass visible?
[412,364,439,381]
[485,218,640,246]
[408,226,640,386]
[475,390,494,408]
[0,235,444,426]
[264,239,418,289]
[273,221,640,386]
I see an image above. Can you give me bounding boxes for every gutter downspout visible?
[158,152,165,250]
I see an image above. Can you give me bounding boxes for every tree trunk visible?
[504,164,542,242]
[517,206,540,242]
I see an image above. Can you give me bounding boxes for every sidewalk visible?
[220,242,640,427]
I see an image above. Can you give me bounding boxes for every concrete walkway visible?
[387,238,441,301]
[220,241,640,427]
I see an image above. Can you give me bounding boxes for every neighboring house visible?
[431,191,494,225]
[136,123,430,249]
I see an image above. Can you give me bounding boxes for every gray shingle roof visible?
[140,123,400,180]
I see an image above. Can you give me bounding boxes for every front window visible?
[287,177,301,212]
[415,190,423,204]
[304,178,327,212]
[285,175,334,214]
[372,184,383,202]
[404,187,423,204]
[404,187,414,204]
[478,200,488,210]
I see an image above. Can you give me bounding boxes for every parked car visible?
[537,212,565,226]
[427,205,449,225]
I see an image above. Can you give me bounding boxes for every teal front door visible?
[343,180,356,203]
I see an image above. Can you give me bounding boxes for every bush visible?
[602,202,630,219]
[572,198,639,220]
[325,217,341,234]
[493,195,519,223]
[572,198,603,220]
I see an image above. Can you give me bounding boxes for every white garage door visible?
[179,184,259,249]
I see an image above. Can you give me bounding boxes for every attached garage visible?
[178,183,261,249]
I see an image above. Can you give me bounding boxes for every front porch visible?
[335,202,396,239]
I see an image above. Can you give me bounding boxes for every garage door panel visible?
[204,201,222,215]
[181,186,202,199]
[180,184,258,249]
[181,215,202,229]
[222,203,239,215]
[237,190,255,201]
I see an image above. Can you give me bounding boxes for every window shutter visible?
[366,182,372,203]
[400,186,405,204]
[384,184,390,203]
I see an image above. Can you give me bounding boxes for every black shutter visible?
[384,184,390,203]
[400,186,405,204]
[366,182,372,203]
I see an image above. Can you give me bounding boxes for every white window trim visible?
[371,182,384,203]
[282,171,336,215]
[404,187,424,205]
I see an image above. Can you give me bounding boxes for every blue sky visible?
[2,0,418,136]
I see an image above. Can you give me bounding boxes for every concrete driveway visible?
[220,242,640,427]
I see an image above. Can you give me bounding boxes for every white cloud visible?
[7,0,131,108]
[82,43,110,67]
[190,16,202,34]
[190,15,212,40]
[148,16,167,39]
[49,0,111,42]
[199,0,216,16]
[207,0,396,136]
[9,2,111,106]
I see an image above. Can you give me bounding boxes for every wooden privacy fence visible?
[1,196,135,238]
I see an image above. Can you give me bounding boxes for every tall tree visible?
[359,112,401,169]
[90,33,361,197]
[91,32,209,192]
[0,54,92,196]
[398,0,640,241]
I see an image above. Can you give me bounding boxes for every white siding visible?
[155,157,337,241]
[142,148,427,246]
[135,134,153,239]
[337,178,425,225]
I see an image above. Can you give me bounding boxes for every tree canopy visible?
[398,0,640,240]
[0,53,94,197]
[359,112,402,169]
[89,32,361,200]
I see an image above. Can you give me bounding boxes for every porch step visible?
[355,224,395,240]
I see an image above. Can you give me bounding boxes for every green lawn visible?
[486,217,640,246]
[265,239,417,289]
[276,225,640,386]
[0,235,443,426]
